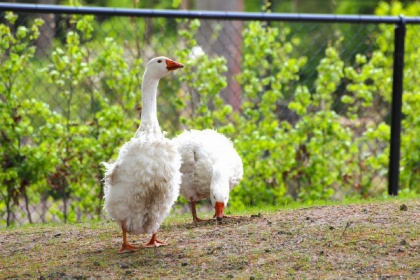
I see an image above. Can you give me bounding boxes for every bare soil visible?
[1,199,419,279]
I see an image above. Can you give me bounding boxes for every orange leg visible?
[118,221,139,254]
[191,201,205,222]
[143,233,168,248]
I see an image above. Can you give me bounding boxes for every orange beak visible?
[215,202,225,221]
[166,59,184,71]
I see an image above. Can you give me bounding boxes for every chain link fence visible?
[1,4,419,227]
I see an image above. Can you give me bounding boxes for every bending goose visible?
[102,57,184,253]
[175,129,243,222]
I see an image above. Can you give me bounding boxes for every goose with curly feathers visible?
[102,57,184,253]
[175,129,243,222]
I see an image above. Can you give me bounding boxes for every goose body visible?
[175,129,243,221]
[102,57,184,252]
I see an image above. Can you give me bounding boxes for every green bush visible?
[1,1,419,226]
[0,13,60,225]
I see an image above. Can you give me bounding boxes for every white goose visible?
[102,57,184,253]
[175,129,243,222]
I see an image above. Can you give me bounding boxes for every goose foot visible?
[191,201,206,222]
[193,216,206,223]
[118,243,139,254]
[143,233,168,248]
[118,221,139,254]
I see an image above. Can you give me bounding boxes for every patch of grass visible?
[231,192,418,216]
[1,196,419,279]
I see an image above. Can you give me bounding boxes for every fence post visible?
[388,16,406,196]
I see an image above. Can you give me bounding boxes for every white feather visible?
[174,129,243,207]
[102,56,182,235]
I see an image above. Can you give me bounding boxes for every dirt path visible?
[1,199,419,279]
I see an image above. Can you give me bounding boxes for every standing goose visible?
[175,129,243,222]
[102,57,184,253]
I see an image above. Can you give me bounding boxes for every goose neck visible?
[140,71,160,130]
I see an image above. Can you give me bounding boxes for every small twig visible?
[341,221,353,237]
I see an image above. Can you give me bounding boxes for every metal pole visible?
[388,16,406,196]
[1,3,420,24]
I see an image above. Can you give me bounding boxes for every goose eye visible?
[157,60,162,63]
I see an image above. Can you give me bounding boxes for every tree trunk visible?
[195,0,243,110]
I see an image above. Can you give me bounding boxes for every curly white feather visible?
[102,56,182,235]
[103,131,181,234]
[174,129,243,206]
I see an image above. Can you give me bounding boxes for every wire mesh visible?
[0,8,418,227]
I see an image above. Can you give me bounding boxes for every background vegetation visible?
[0,0,419,226]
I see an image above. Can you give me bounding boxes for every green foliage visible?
[175,19,230,131]
[0,13,145,226]
[232,23,357,208]
[374,1,420,193]
[0,13,60,226]
[1,1,419,226]
[41,14,143,222]
[231,22,303,208]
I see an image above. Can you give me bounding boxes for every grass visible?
[1,196,419,279]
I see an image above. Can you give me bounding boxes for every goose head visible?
[210,169,230,221]
[145,56,184,79]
